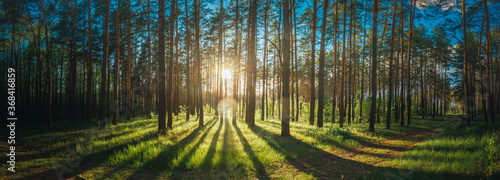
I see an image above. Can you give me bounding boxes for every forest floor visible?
[1,113,499,180]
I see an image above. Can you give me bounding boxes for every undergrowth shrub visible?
[479,132,500,176]
[327,127,352,138]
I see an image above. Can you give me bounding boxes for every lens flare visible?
[218,98,237,114]
[222,69,232,79]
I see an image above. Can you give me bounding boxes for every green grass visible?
[1,110,499,179]
[360,117,500,179]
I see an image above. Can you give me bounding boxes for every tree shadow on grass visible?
[12,128,159,180]
[250,125,375,179]
[19,119,158,161]
[233,121,270,179]
[260,121,424,164]
[260,120,413,153]
[111,120,217,168]
[12,117,214,180]
[175,118,219,169]
[217,118,229,171]
[22,124,158,160]
[206,118,247,179]
[124,118,218,180]
[22,118,154,142]
[200,118,223,170]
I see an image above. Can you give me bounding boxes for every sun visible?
[222,69,232,79]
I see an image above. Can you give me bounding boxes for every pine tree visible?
[369,0,379,132]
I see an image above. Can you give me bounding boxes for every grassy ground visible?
[1,111,499,179]
[359,116,500,180]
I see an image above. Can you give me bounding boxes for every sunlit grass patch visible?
[108,117,216,168]
[386,119,500,177]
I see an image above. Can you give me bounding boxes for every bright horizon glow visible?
[222,69,232,79]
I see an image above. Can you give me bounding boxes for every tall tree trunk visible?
[433,62,437,119]
[360,0,366,122]
[497,9,500,121]
[483,0,495,123]
[332,0,339,124]
[462,0,470,127]
[60,53,63,118]
[386,0,397,129]
[167,0,176,129]
[194,0,203,126]
[406,0,415,126]
[294,3,299,121]
[232,0,239,124]
[185,0,191,121]
[175,13,180,115]
[218,0,224,122]
[272,52,276,117]
[40,0,52,129]
[399,0,405,126]
[348,0,355,126]
[317,0,328,128]
[100,0,110,129]
[158,0,167,134]
[69,0,77,122]
[477,19,489,124]
[262,0,270,121]
[291,7,295,122]
[309,0,317,126]
[147,0,153,119]
[395,48,400,122]
[36,17,42,126]
[86,0,93,123]
[369,0,379,132]
[126,0,132,121]
[340,0,347,128]
[246,0,257,126]
[281,0,291,137]
[113,0,121,125]
[420,45,425,118]
[352,0,358,123]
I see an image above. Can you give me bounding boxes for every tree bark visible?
[317,0,328,128]
[40,0,52,129]
[294,3,299,121]
[332,0,339,124]
[185,0,191,121]
[483,0,495,123]
[69,0,77,123]
[100,0,110,129]
[406,0,415,126]
[386,0,397,129]
[340,0,347,128]
[369,0,379,132]
[126,0,132,121]
[245,0,257,126]
[158,0,167,134]
[194,0,203,127]
[309,0,317,126]
[232,0,239,124]
[262,0,270,121]
[113,0,121,125]
[167,0,176,129]
[461,0,470,127]
[360,0,366,122]
[281,0,291,137]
